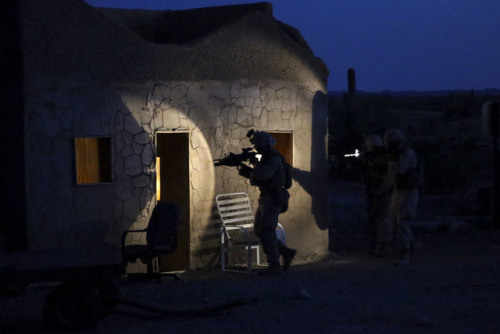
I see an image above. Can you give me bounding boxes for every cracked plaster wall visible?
[24,74,328,268]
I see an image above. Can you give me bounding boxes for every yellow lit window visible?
[74,137,112,184]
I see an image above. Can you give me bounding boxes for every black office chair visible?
[121,201,181,281]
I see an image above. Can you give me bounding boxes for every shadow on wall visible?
[1,0,27,251]
[292,91,329,230]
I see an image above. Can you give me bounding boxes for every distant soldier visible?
[361,134,393,257]
[384,129,421,265]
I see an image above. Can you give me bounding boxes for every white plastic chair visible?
[215,192,285,273]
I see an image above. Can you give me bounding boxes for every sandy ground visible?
[2,180,500,333]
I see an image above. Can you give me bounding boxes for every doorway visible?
[156,132,190,271]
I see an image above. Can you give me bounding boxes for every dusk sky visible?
[85,0,500,93]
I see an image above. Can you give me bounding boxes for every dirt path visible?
[2,181,500,333]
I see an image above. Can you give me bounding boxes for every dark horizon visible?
[328,88,500,97]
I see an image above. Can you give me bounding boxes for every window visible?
[269,132,293,165]
[74,137,112,184]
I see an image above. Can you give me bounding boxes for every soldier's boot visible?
[257,263,283,276]
[409,240,420,259]
[371,242,390,257]
[282,248,297,271]
[395,249,411,266]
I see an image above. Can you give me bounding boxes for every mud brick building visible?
[0,0,329,271]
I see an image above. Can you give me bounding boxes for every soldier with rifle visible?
[215,130,296,275]
[361,135,393,257]
[345,135,393,257]
[384,129,422,265]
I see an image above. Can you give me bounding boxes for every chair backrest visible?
[146,201,181,252]
[215,193,254,228]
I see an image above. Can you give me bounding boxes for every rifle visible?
[214,147,258,167]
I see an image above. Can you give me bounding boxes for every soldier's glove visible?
[238,164,252,179]
[248,154,258,165]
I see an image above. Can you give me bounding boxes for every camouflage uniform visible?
[239,131,296,273]
[361,135,393,255]
[384,129,420,264]
[251,148,289,268]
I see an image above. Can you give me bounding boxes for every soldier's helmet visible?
[365,134,383,152]
[249,130,276,148]
[383,129,406,149]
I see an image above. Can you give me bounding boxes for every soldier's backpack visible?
[279,158,293,213]
[283,161,293,189]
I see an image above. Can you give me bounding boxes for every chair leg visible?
[247,244,252,272]
[220,231,225,271]
[146,259,154,275]
[147,258,178,282]
[221,242,225,271]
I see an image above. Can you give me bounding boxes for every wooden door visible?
[156,132,190,271]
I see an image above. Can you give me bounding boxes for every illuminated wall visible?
[23,77,328,266]
[115,79,329,268]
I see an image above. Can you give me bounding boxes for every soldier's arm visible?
[395,149,417,174]
[252,156,281,181]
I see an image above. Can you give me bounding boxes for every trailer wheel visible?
[43,281,102,332]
